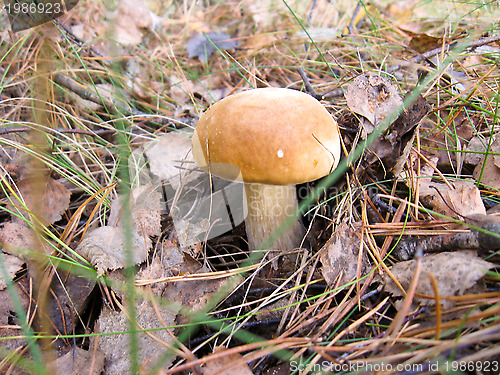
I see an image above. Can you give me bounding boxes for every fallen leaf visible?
[465,136,488,166]
[387,94,431,175]
[97,298,177,373]
[108,183,163,237]
[0,277,31,353]
[473,136,500,190]
[344,73,430,175]
[346,72,403,127]
[0,221,34,255]
[420,116,474,169]
[168,74,229,105]
[144,132,196,191]
[48,270,96,347]
[144,133,246,249]
[8,177,70,225]
[161,238,188,272]
[132,184,163,237]
[76,226,151,275]
[408,33,442,53]
[49,347,105,375]
[161,253,227,312]
[240,34,280,56]
[419,179,486,220]
[320,222,370,286]
[109,0,156,45]
[0,253,24,290]
[187,32,238,62]
[201,346,252,375]
[379,251,495,309]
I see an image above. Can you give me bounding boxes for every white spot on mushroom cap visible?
[277,149,284,158]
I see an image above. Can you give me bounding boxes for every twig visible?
[297,67,321,100]
[52,73,121,114]
[0,126,114,137]
[388,35,500,73]
[348,1,364,35]
[54,19,104,60]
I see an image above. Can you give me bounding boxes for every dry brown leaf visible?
[473,136,500,190]
[169,74,229,105]
[135,239,230,312]
[240,34,280,56]
[109,0,155,45]
[465,136,488,166]
[186,32,238,62]
[419,179,486,220]
[344,73,429,174]
[0,253,24,290]
[97,298,177,373]
[48,270,96,346]
[145,132,198,190]
[8,177,70,225]
[132,185,162,237]
[346,72,403,127]
[108,184,162,237]
[49,347,105,375]
[0,221,34,255]
[408,33,442,53]
[76,226,151,275]
[161,253,227,312]
[320,222,370,286]
[0,221,54,257]
[0,278,30,353]
[161,238,187,271]
[379,251,495,309]
[201,346,253,375]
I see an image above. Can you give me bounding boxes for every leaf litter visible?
[97,240,229,373]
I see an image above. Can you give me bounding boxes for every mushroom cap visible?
[192,87,341,185]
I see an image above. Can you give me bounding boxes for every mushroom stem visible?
[244,183,305,256]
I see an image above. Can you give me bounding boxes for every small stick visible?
[297,67,321,100]
[0,126,114,137]
[348,2,364,35]
[388,35,500,73]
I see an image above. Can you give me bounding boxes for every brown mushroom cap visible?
[192,87,341,185]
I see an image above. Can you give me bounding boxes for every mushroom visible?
[192,87,341,261]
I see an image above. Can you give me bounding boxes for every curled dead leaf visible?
[49,347,105,375]
[320,222,370,286]
[108,183,162,238]
[379,251,495,309]
[0,253,25,290]
[473,136,500,190]
[419,179,486,220]
[201,346,252,375]
[76,226,151,275]
[145,132,197,191]
[346,72,402,127]
[97,298,177,373]
[8,177,70,225]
